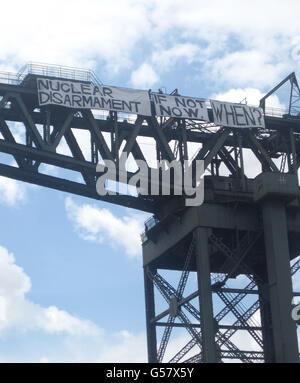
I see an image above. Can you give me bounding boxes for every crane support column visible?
[144,265,158,363]
[195,227,217,363]
[262,199,299,362]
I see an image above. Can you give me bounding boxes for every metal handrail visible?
[0,71,24,85]
[0,64,296,121]
[145,216,159,231]
[264,106,287,117]
[141,216,159,243]
[0,62,103,87]
[19,62,103,85]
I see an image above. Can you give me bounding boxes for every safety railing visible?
[264,106,287,118]
[0,71,24,85]
[145,216,159,231]
[141,216,160,243]
[18,62,103,85]
[0,62,103,87]
[0,63,297,122]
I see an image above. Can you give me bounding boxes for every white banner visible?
[210,100,265,129]
[152,93,209,121]
[37,78,152,116]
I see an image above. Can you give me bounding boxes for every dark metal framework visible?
[144,235,300,363]
[0,64,299,363]
[0,67,299,212]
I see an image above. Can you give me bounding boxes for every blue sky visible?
[0,0,299,362]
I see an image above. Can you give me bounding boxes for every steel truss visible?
[0,70,300,216]
[144,235,300,363]
[0,66,299,363]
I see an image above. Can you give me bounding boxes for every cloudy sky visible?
[0,0,299,362]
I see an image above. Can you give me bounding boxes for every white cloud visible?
[152,43,200,71]
[208,50,289,88]
[34,330,148,363]
[0,0,298,92]
[65,197,147,258]
[130,63,159,89]
[39,357,50,363]
[0,246,100,336]
[0,244,288,362]
[149,0,300,40]
[213,87,285,109]
[145,2,298,91]
[0,244,149,362]
[95,331,147,363]
[0,1,299,362]
[146,0,299,88]
[0,1,152,73]
[0,177,26,206]
[39,306,100,336]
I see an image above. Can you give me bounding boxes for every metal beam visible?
[247,130,279,172]
[0,162,154,212]
[144,266,158,363]
[262,199,299,362]
[147,117,175,162]
[195,228,217,363]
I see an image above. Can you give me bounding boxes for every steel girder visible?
[144,233,300,364]
[0,75,300,364]
[0,80,300,214]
